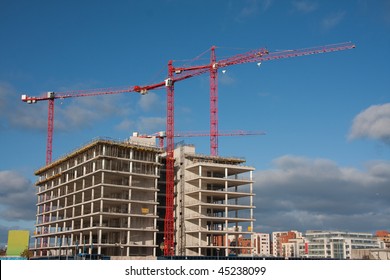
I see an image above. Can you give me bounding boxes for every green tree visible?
[20,248,33,259]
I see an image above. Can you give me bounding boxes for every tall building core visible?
[174,144,255,257]
[33,138,161,258]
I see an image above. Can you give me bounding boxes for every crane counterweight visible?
[47,92,55,99]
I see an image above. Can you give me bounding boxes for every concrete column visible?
[250,170,253,236]
[225,220,229,256]
[126,231,130,256]
[98,229,102,254]
[89,231,93,254]
[79,232,83,254]
[100,185,104,200]
[225,167,228,191]
[198,231,202,256]
[91,188,95,213]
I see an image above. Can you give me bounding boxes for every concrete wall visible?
[351,249,390,260]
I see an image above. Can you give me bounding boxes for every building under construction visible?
[173,145,255,257]
[32,135,255,259]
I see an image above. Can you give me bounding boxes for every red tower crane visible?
[171,42,356,156]
[20,71,206,165]
[162,42,355,256]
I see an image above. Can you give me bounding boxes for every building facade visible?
[252,233,271,256]
[305,230,385,259]
[376,230,390,249]
[272,231,303,257]
[33,138,161,258]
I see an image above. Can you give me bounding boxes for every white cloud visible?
[349,103,390,145]
[292,0,318,13]
[136,117,166,133]
[115,118,135,132]
[254,155,390,233]
[0,82,137,132]
[219,72,236,86]
[115,116,166,134]
[261,0,273,11]
[236,0,273,21]
[137,92,163,112]
[0,82,12,115]
[0,82,47,131]
[54,94,134,131]
[322,11,346,30]
[0,170,36,221]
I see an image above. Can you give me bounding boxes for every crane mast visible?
[210,46,219,159]
[164,61,175,256]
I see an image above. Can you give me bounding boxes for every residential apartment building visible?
[376,230,390,249]
[252,233,270,256]
[281,237,306,258]
[33,137,161,259]
[305,230,385,259]
[272,231,303,257]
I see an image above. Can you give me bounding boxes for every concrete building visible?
[32,137,255,259]
[351,249,390,260]
[272,230,303,257]
[174,144,255,257]
[33,137,161,259]
[281,237,306,258]
[376,230,390,249]
[252,233,270,256]
[305,230,385,259]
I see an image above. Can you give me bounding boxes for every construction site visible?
[22,42,355,259]
[32,135,255,259]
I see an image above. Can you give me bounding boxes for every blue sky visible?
[1,0,390,246]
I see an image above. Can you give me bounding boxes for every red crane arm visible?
[20,80,168,164]
[20,81,169,104]
[248,42,356,65]
[20,68,211,104]
[173,130,266,137]
[171,42,355,73]
[137,130,266,140]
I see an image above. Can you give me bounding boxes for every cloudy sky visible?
[0,0,389,246]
